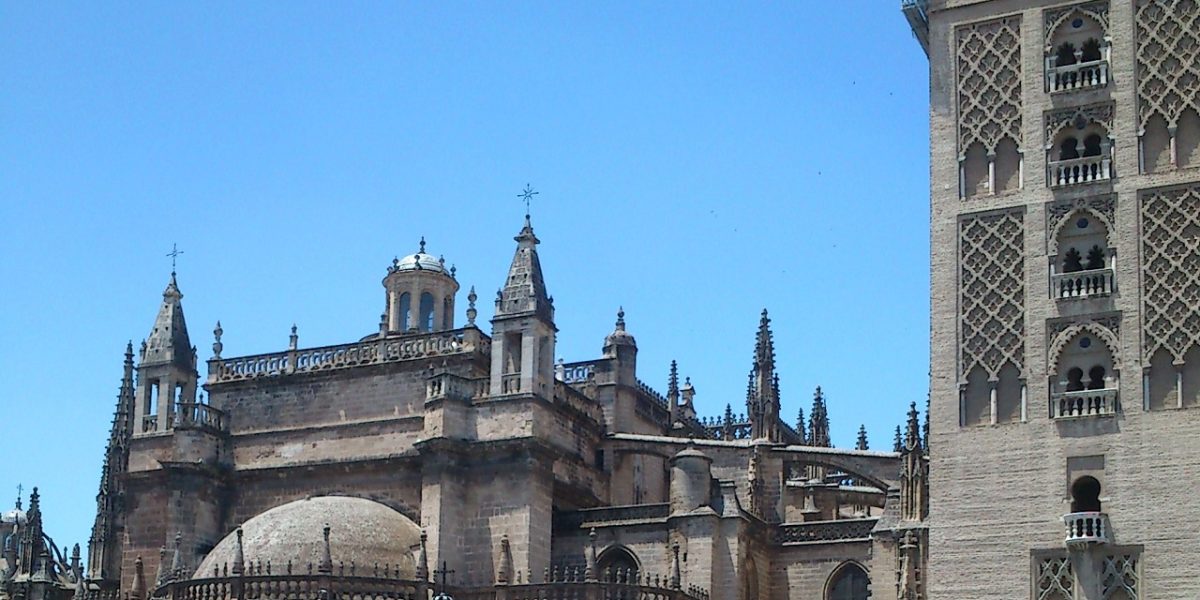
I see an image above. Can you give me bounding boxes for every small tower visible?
[88,342,137,589]
[133,273,197,436]
[382,238,460,334]
[602,307,637,383]
[490,216,556,398]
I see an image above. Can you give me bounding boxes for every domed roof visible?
[194,497,421,579]
[604,308,636,347]
[388,238,452,276]
[0,507,25,525]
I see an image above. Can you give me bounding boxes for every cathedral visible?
[0,214,927,600]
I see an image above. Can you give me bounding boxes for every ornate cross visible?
[433,561,455,592]
[15,483,21,507]
[518,184,539,216]
[166,243,185,272]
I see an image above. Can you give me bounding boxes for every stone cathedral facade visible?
[0,215,929,600]
[905,0,1200,598]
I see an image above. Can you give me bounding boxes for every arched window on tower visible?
[826,562,869,600]
[398,293,412,332]
[1051,331,1117,418]
[419,293,434,332]
[1049,122,1112,187]
[1070,476,1101,513]
[1051,211,1113,299]
[1045,12,1108,92]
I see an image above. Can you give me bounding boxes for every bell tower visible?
[489,215,556,398]
[132,272,197,436]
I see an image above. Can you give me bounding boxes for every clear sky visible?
[0,2,930,549]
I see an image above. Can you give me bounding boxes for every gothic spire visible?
[893,425,903,453]
[795,406,808,445]
[90,343,137,584]
[905,401,923,453]
[494,215,552,321]
[748,309,781,442]
[143,272,194,370]
[856,424,869,450]
[809,387,830,447]
[667,360,679,426]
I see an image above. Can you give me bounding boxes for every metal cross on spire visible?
[518,184,539,218]
[433,561,455,595]
[15,483,22,508]
[166,243,185,274]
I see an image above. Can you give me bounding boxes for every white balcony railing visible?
[1049,155,1112,187]
[1051,388,1118,419]
[1064,511,1110,545]
[1047,58,1109,93]
[1053,267,1115,299]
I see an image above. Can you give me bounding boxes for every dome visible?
[604,308,637,347]
[0,507,25,525]
[392,252,448,274]
[194,497,421,579]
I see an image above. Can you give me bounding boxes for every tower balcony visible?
[1049,155,1112,187]
[1046,55,1109,94]
[1051,388,1118,419]
[1053,267,1115,299]
[1063,511,1110,545]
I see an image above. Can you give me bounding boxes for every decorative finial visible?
[289,324,298,351]
[14,484,21,510]
[615,307,625,331]
[466,286,478,327]
[518,184,539,217]
[232,527,245,575]
[213,322,223,359]
[450,265,457,278]
[418,236,426,254]
[318,523,332,574]
[415,529,429,581]
[166,243,184,275]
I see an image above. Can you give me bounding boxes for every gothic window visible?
[1136,0,1200,172]
[398,293,411,331]
[597,546,639,584]
[742,557,760,600]
[419,293,434,332]
[826,562,869,600]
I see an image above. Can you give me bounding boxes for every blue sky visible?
[0,2,929,548]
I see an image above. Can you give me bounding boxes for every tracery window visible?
[827,562,869,600]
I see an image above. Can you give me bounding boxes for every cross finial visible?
[166,243,184,274]
[433,561,455,592]
[518,184,539,217]
[15,484,22,510]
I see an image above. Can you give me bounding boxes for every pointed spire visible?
[466,286,478,327]
[905,401,922,452]
[809,387,830,448]
[495,215,551,320]
[670,543,681,590]
[497,534,512,584]
[232,527,245,575]
[170,532,184,581]
[130,557,146,600]
[415,530,428,581]
[667,360,679,427]
[796,407,808,445]
[317,524,332,575]
[143,272,193,369]
[894,426,903,453]
[748,309,781,441]
[585,529,597,582]
[924,391,931,452]
[856,425,869,450]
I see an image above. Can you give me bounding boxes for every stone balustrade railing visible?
[171,402,229,432]
[426,372,488,402]
[501,373,522,395]
[774,518,878,545]
[554,504,671,530]
[1053,267,1114,299]
[558,362,596,384]
[1064,511,1110,545]
[208,329,487,384]
[1046,55,1109,93]
[1049,155,1112,187]
[1051,388,1118,419]
[141,414,159,434]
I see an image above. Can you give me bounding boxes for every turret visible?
[382,238,460,334]
[133,273,197,436]
[669,445,713,515]
[489,215,556,398]
[602,308,637,383]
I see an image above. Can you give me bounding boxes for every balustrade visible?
[172,402,228,431]
[501,373,522,395]
[1046,57,1109,93]
[1053,267,1114,299]
[1051,388,1117,419]
[426,372,487,402]
[1063,511,1110,545]
[208,329,484,384]
[774,518,878,544]
[1049,155,1112,187]
[141,414,159,433]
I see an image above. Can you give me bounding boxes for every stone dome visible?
[193,497,421,579]
[392,252,448,274]
[0,507,26,525]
